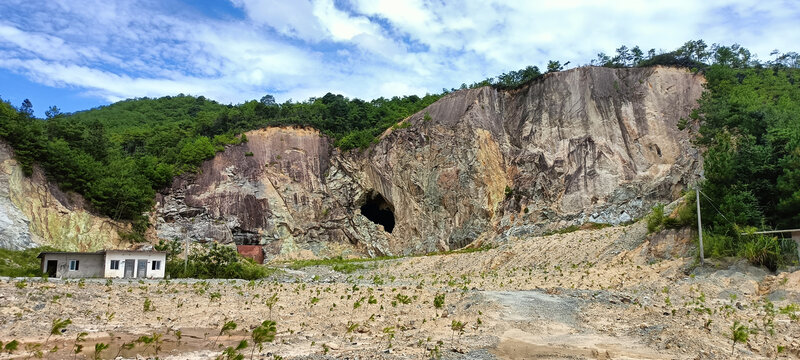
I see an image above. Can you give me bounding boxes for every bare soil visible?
[1,222,799,359]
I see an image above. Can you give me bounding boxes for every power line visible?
[697,190,735,226]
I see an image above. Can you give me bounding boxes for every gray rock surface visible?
[0,147,33,250]
[0,142,127,251]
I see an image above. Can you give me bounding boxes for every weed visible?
[0,246,56,277]
[213,320,238,348]
[372,275,384,285]
[72,331,88,358]
[779,303,798,321]
[143,297,153,312]
[251,320,277,360]
[395,294,412,305]
[450,320,466,344]
[264,293,279,320]
[434,293,445,315]
[93,343,109,360]
[730,320,754,355]
[382,327,395,349]
[4,340,19,353]
[346,322,359,334]
[220,340,248,360]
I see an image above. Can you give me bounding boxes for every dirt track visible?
[1,222,799,359]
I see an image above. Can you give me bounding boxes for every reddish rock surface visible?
[237,245,264,264]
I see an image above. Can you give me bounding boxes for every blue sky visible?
[0,0,798,118]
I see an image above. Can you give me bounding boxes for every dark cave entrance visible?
[360,193,395,233]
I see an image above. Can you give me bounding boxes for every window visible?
[109,260,120,270]
[69,260,80,271]
[151,260,161,270]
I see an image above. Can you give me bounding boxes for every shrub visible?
[703,227,792,271]
[702,231,736,258]
[646,204,665,233]
[737,233,781,271]
[164,242,274,280]
[647,195,695,234]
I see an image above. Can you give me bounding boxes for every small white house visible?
[38,250,167,279]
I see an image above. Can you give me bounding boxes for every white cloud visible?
[230,0,326,41]
[0,0,798,112]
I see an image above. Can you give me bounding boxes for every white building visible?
[38,250,167,279]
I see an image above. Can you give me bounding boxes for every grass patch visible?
[332,263,367,274]
[430,244,495,256]
[286,245,496,272]
[543,223,611,236]
[287,256,390,272]
[0,246,58,277]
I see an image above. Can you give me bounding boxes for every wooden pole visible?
[696,186,704,266]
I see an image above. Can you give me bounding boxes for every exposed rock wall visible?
[156,127,391,258]
[0,143,128,251]
[156,66,704,258]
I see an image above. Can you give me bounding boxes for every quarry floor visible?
[1,223,800,359]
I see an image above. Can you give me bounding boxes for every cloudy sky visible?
[0,0,798,117]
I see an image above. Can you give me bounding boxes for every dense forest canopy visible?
[1,40,798,265]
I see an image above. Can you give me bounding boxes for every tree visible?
[259,94,277,106]
[546,60,568,73]
[592,52,611,66]
[19,99,33,117]
[676,40,710,63]
[631,46,644,65]
[84,119,109,160]
[45,105,62,119]
[614,45,631,66]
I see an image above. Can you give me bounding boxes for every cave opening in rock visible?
[360,193,395,233]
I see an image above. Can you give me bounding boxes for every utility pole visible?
[696,184,704,266]
[184,237,189,273]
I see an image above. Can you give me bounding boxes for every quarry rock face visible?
[156,66,705,258]
[0,143,127,251]
[156,127,392,258]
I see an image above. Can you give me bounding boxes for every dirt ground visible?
[1,221,800,359]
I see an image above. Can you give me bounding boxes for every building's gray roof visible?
[741,229,800,235]
[37,250,167,258]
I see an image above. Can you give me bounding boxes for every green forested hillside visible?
[696,65,800,232]
[0,92,442,233]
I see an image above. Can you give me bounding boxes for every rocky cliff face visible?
[0,143,128,251]
[156,127,390,257]
[156,66,704,259]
